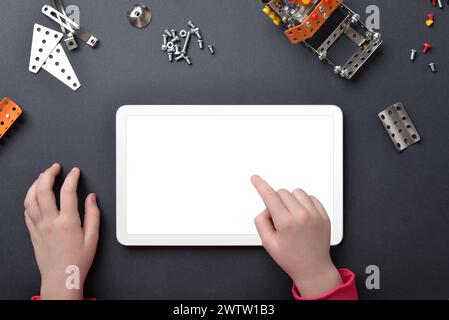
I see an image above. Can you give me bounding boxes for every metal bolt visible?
[410,49,416,61]
[334,66,343,75]
[164,29,172,37]
[161,44,167,51]
[437,0,443,9]
[168,52,173,62]
[171,30,177,38]
[428,62,436,73]
[318,51,327,61]
[171,35,180,43]
[188,20,196,29]
[175,53,192,65]
[208,45,215,55]
[372,32,381,41]
[191,27,202,40]
[198,39,204,49]
[182,32,191,54]
[351,14,360,24]
[174,44,181,55]
[163,34,168,45]
[175,53,185,61]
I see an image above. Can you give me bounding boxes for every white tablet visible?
[116,105,343,246]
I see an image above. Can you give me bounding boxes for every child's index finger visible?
[251,175,289,222]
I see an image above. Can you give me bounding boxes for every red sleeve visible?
[291,268,358,300]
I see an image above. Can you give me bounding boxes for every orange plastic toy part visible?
[285,0,344,44]
[0,98,22,139]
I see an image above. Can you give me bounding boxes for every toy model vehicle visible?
[261,0,382,79]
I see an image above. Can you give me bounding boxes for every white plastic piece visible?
[42,44,81,91]
[42,5,77,34]
[29,24,63,74]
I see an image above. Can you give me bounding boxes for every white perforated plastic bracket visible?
[29,24,63,74]
[42,44,81,91]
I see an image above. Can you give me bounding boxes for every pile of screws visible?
[410,43,437,73]
[161,21,215,66]
[409,3,445,74]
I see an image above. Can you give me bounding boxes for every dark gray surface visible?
[1,0,448,300]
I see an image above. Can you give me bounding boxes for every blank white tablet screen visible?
[125,112,336,236]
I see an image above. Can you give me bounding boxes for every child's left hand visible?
[24,164,100,300]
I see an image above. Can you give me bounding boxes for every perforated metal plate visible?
[42,44,81,91]
[29,24,63,73]
[378,102,421,152]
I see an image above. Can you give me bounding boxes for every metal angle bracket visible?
[29,24,64,73]
[42,44,81,91]
[52,0,79,51]
[378,102,421,152]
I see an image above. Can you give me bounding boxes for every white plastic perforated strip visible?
[42,44,81,91]
[29,24,63,74]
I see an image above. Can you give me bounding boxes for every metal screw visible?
[351,14,360,24]
[208,45,215,55]
[174,44,181,55]
[182,32,191,54]
[171,30,177,38]
[175,53,185,61]
[188,21,196,29]
[163,34,168,45]
[168,52,173,62]
[198,39,204,49]
[410,49,416,61]
[428,62,436,73]
[164,29,172,37]
[334,66,343,75]
[318,51,327,61]
[191,27,202,40]
[175,53,192,65]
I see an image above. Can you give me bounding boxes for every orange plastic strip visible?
[284,0,343,44]
[0,98,22,139]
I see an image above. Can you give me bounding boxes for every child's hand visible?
[24,164,100,300]
[251,175,342,298]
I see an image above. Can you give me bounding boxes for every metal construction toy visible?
[261,0,382,79]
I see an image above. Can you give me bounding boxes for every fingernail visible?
[91,193,97,201]
[71,167,80,173]
[52,163,60,168]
